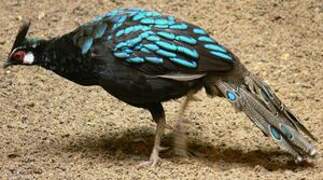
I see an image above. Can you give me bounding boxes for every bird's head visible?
[4,21,43,69]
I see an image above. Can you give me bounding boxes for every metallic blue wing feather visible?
[71,8,235,73]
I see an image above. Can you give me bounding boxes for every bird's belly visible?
[100,76,203,107]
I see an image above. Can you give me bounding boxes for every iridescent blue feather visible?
[72,8,235,69]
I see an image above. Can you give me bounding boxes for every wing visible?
[72,8,236,80]
[109,9,236,74]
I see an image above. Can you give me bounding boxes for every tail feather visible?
[245,75,317,141]
[213,75,317,162]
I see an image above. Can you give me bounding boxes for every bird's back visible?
[71,8,236,74]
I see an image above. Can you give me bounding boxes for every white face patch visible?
[23,52,35,64]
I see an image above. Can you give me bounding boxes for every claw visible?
[138,157,160,167]
[138,146,163,168]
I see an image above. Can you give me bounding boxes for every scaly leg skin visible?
[174,92,200,157]
[138,117,168,167]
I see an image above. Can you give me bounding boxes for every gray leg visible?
[174,92,199,156]
[148,117,167,166]
[139,104,168,167]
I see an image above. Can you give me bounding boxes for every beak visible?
[3,60,12,69]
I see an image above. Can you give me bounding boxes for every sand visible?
[0,0,322,179]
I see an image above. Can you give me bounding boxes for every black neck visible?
[36,35,98,85]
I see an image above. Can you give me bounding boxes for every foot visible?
[138,146,168,167]
[174,127,189,157]
[138,154,160,167]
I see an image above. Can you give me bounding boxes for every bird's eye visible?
[11,50,26,61]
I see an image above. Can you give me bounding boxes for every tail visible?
[206,73,317,162]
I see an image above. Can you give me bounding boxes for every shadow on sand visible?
[47,126,314,171]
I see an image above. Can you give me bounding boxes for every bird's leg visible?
[150,117,167,165]
[138,104,168,167]
[174,92,197,156]
[139,117,167,167]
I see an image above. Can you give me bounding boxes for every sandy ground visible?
[0,0,322,179]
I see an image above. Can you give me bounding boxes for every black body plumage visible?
[5,8,317,166]
[31,8,234,107]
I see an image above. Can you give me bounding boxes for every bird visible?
[4,8,317,166]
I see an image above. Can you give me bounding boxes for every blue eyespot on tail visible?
[226,90,237,101]
[270,125,282,141]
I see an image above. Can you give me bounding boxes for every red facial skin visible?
[11,50,26,63]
